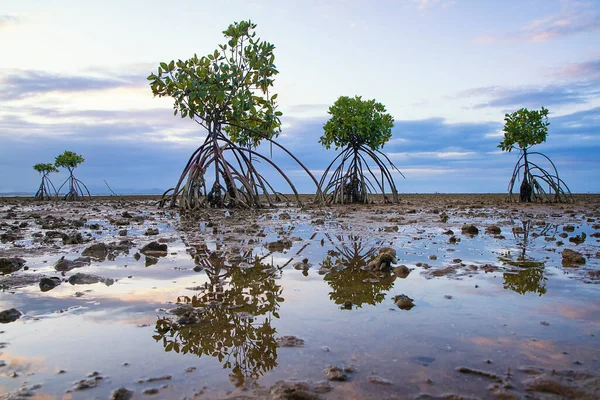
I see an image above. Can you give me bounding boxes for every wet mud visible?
[0,194,599,399]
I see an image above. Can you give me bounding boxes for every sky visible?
[0,0,599,194]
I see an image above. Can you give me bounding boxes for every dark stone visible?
[0,308,22,323]
[68,273,114,286]
[140,241,168,256]
[0,257,25,275]
[40,277,61,292]
[461,225,479,235]
[145,228,159,236]
[562,249,586,266]
[110,387,133,400]
[81,243,109,261]
[394,294,415,310]
[266,239,292,252]
[485,225,501,234]
[324,366,349,381]
[54,256,91,272]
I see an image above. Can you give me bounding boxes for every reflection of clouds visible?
[538,303,600,321]
[470,336,567,365]
[0,353,47,377]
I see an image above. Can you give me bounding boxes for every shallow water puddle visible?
[0,196,599,399]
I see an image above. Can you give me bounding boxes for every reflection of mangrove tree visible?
[153,257,283,386]
[323,236,396,308]
[503,267,547,296]
[499,223,548,295]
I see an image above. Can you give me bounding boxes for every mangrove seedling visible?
[499,107,571,203]
[319,95,403,204]
[55,151,90,200]
[33,163,58,200]
[148,20,321,209]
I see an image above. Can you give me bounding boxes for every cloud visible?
[478,3,600,43]
[552,59,600,81]
[0,69,145,100]
[0,15,18,29]
[0,98,598,194]
[456,81,600,110]
[411,0,456,9]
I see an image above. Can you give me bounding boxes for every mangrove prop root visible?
[57,174,90,201]
[34,174,58,200]
[319,145,403,204]
[507,150,572,203]
[159,130,316,210]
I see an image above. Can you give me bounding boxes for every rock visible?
[110,387,134,400]
[393,265,410,278]
[68,273,114,286]
[62,232,85,245]
[81,243,108,261]
[276,336,305,347]
[269,381,324,400]
[145,228,159,236]
[461,225,479,235]
[145,256,158,267]
[569,232,586,245]
[394,294,415,310]
[39,277,61,292]
[118,229,127,236]
[54,256,91,272]
[324,366,348,381]
[562,249,586,267]
[142,388,159,395]
[140,241,168,256]
[72,373,103,390]
[0,308,22,323]
[366,247,397,271]
[0,257,25,274]
[485,225,501,234]
[266,239,292,252]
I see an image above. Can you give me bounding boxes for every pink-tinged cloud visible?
[477,7,600,43]
[552,59,600,81]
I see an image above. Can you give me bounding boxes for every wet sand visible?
[0,194,599,399]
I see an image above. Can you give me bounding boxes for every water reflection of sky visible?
[0,203,599,398]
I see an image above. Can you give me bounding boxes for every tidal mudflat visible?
[0,194,599,399]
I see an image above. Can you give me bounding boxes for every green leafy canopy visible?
[147,20,282,148]
[55,151,85,169]
[319,95,394,151]
[33,163,58,174]
[498,107,550,152]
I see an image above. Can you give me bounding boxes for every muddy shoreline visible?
[1,194,599,399]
